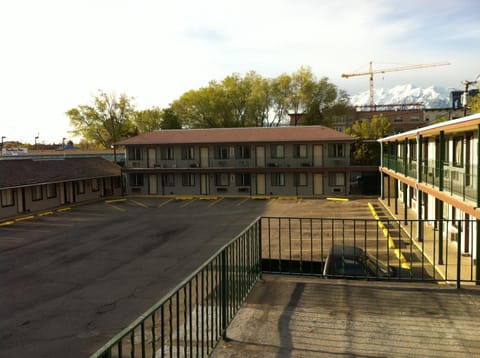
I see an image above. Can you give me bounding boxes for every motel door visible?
[313,145,323,167]
[313,174,324,195]
[200,147,209,168]
[256,146,265,167]
[256,174,266,195]
[149,175,157,194]
[148,148,156,168]
[200,174,209,195]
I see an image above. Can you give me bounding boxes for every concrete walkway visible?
[377,197,476,285]
[212,275,480,357]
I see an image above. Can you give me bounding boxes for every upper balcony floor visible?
[124,142,351,170]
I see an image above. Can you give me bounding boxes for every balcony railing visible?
[89,218,262,358]
[382,154,477,202]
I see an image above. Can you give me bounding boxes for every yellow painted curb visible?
[278,196,297,200]
[104,198,127,204]
[0,221,15,226]
[251,196,270,200]
[38,211,53,217]
[394,249,411,269]
[327,197,349,201]
[57,207,71,212]
[15,215,35,222]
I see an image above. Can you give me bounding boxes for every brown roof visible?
[116,126,355,146]
[0,157,121,189]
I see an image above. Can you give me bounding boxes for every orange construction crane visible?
[342,61,451,107]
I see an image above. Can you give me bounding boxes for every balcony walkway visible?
[212,275,480,357]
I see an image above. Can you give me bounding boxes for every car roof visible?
[329,245,365,259]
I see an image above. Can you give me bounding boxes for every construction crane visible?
[342,61,451,107]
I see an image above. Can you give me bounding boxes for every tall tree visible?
[346,114,392,165]
[134,107,163,133]
[470,89,480,114]
[66,91,136,148]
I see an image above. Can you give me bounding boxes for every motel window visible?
[32,185,43,201]
[394,116,403,123]
[128,147,143,161]
[328,144,345,158]
[182,174,195,187]
[235,173,251,186]
[214,146,229,160]
[1,189,14,207]
[164,174,175,187]
[129,174,144,187]
[329,173,345,186]
[294,144,308,159]
[215,173,230,186]
[294,173,308,186]
[46,183,57,198]
[181,146,195,160]
[271,144,284,159]
[272,173,286,186]
[92,179,100,192]
[235,145,251,159]
[161,147,174,160]
[410,116,420,122]
[76,180,85,194]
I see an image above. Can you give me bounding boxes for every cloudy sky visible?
[1,0,479,143]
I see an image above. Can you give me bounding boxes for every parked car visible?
[323,245,398,278]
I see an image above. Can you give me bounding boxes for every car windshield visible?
[364,254,391,277]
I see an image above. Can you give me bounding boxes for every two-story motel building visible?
[116,126,361,198]
[379,112,480,265]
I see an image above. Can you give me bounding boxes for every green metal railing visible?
[90,215,479,357]
[89,218,262,358]
[383,154,477,202]
[261,217,478,286]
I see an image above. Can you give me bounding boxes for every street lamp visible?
[62,137,66,150]
[1,136,5,151]
[35,135,39,150]
[462,74,480,116]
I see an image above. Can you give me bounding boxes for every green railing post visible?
[221,249,228,339]
[477,220,480,285]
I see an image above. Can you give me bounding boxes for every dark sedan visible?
[323,245,398,278]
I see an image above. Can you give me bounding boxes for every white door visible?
[313,174,324,195]
[148,148,156,168]
[313,145,323,167]
[256,174,266,195]
[256,146,265,167]
[149,175,157,194]
[200,147,209,168]
[200,174,209,195]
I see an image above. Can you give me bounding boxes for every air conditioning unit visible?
[131,161,142,168]
[331,187,344,193]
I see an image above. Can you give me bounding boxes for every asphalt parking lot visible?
[0,197,419,358]
[1,197,377,358]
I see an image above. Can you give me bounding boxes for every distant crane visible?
[342,61,451,107]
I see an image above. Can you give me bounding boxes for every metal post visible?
[221,250,228,339]
[394,178,398,215]
[477,220,480,285]
[417,134,423,241]
[380,141,384,200]
[438,131,445,265]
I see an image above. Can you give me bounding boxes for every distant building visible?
[0,158,122,220]
[116,126,375,197]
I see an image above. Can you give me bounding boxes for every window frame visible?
[294,144,308,159]
[182,174,196,187]
[1,189,15,207]
[271,173,286,186]
[32,185,43,201]
[271,144,285,159]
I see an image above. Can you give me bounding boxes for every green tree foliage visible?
[160,107,183,129]
[133,107,163,133]
[470,89,480,114]
[66,91,137,148]
[171,67,346,128]
[346,114,392,165]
